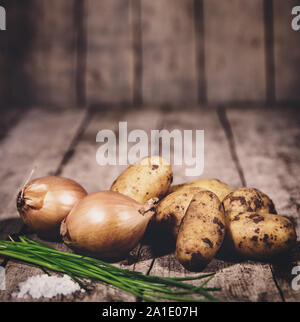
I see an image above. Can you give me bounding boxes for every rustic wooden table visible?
[0,105,299,302]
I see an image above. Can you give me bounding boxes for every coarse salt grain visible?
[12,274,84,299]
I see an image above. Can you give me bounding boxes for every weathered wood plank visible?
[204,0,266,103]
[0,107,24,142]
[131,0,143,105]
[0,107,86,300]
[86,0,132,105]
[0,108,86,222]
[61,109,124,194]
[263,0,276,103]
[273,0,300,102]
[61,107,162,301]
[0,108,86,223]
[152,255,280,302]
[141,0,198,105]
[227,107,300,301]
[24,1,77,107]
[135,107,282,302]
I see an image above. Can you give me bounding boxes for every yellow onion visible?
[17,176,87,238]
[60,191,156,260]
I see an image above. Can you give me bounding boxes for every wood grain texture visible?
[151,255,281,302]
[273,0,300,102]
[263,0,276,103]
[0,107,23,142]
[227,107,300,301]
[60,107,162,194]
[23,1,77,107]
[2,1,300,108]
[86,0,132,105]
[0,108,86,222]
[131,0,143,105]
[0,107,85,280]
[194,0,207,104]
[60,109,124,194]
[204,0,266,103]
[141,0,198,105]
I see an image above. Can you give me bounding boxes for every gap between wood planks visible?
[0,107,92,269]
[216,107,285,302]
[54,108,93,176]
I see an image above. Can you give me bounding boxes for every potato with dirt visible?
[225,211,296,259]
[222,187,296,259]
[155,187,203,238]
[168,178,232,202]
[176,191,226,271]
[110,156,173,204]
[223,187,277,215]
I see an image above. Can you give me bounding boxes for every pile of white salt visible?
[13,274,84,299]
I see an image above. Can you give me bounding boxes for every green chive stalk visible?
[0,236,220,302]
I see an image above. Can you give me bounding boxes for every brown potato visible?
[155,187,203,237]
[176,191,226,271]
[110,156,173,204]
[168,179,232,202]
[225,211,296,259]
[223,187,277,215]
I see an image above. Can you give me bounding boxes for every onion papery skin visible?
[17,176,87,238]
[60,191,154,260]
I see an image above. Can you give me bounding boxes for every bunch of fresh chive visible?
[0,236,220,302]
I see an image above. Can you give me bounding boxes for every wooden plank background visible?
[0,0,299,108]
[273,0,300,103]
[204,0,266,103]
[141,0,198,105]
[24,0,78,108]
[86,0,133,105]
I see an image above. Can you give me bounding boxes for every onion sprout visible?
[0,236,220,302]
